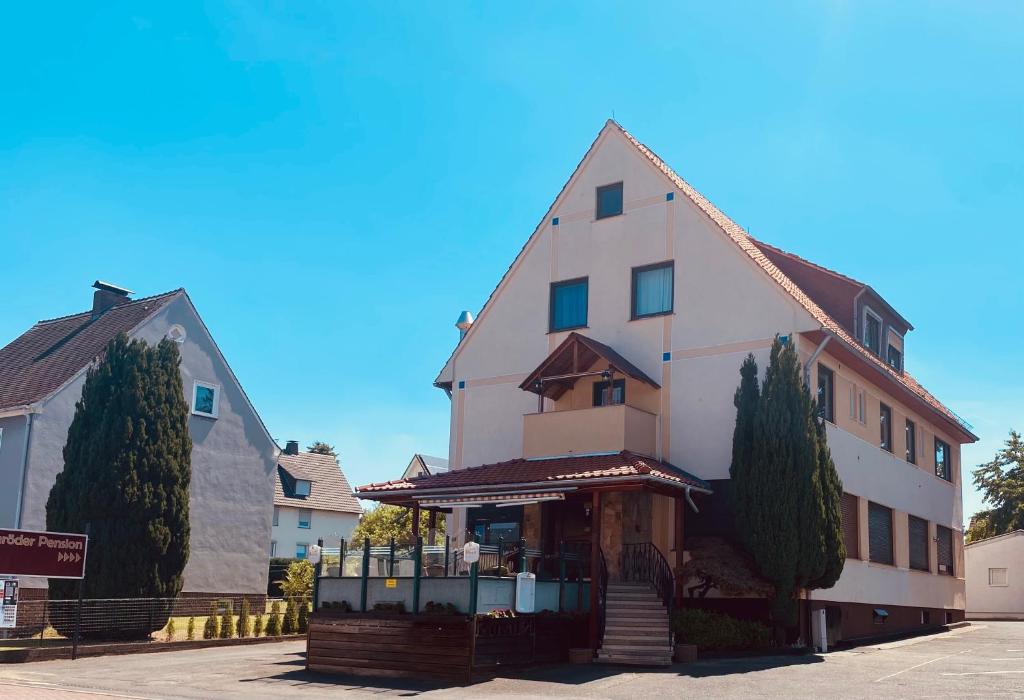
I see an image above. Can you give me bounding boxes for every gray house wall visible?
[0,415,31,529]
[10,293,277,596]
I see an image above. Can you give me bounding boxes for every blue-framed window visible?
[632,261,674,319]
[549,277,588,332]
[596,182,623,219]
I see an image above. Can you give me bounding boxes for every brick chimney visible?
[284,440,300,455]
[92,280,133,318]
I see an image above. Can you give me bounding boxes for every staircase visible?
[595,582,673,666]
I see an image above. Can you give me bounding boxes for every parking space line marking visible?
[991,657,1024,661]
[873,649,972,682]
[941,670,1024,676]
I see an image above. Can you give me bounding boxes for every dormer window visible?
[596,182,623,219]
[863,308,882,355]
[294,479,311,497]
[887,344,903,372]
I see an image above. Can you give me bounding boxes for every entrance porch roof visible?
[356,450,711,508]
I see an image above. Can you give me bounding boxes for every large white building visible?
[272,442,360,560]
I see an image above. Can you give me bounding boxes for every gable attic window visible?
[596,182,623,219]
[191,381,220,418]
[863,308,882,355]
[294,479,312,497]
[549,278,588,332]
[887,343,903,373]
[631,261,674,319]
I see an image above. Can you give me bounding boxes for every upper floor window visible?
[294,479,311,497]
[191,380,220,419]
[863,308,882,355]
[596,182,623,219]
[935,438,952,481]
[270,540,277,557]
[631,261,674,319]
[879,403,893,452]
[868,501,894,565]
[298,509,312,529]
[887,344,903,372]
[592,378,625,407]
[272,506,280,527]
[906,419,917,464]
[549,278,589,332]
[817,365,835,423]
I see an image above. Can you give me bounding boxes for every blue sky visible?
[1,2,1020,521]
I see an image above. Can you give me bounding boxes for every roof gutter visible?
[359,473,713,500]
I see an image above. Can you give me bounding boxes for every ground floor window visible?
[868,501,894,565]
[936,525,954,576]
[296,543,308,559]
[467,504,523,545]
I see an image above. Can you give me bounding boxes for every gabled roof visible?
[416,454,449,475]
[518,332,660,400]
[358,450,712,499]
[276,451,361,514]
[964,529,1024,550]
[0,290,182,411]
[435,120,975,443]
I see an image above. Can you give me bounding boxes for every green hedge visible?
[671,608,772,651]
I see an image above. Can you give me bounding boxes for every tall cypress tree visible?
[729,354,760,551]
[731,337,845,633]
[46,333,192,629]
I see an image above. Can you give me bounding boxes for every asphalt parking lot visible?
[0,621,1021,699]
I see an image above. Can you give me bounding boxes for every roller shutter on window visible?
[841,493,859,559]
[936,525,954,576]
[868,502,894,565]
[908,515,929,571]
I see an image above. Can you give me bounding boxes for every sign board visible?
[385,578,397,589]
[514,572,536,614]
[0,528,89,579]
[0,578,17,628]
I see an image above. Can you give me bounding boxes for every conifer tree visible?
[253,611,264,637]
[237,599,250,638]
[46,334,192,625]
[266,601,282,636]
[187,616,195,641]
[297,599,310,632]
[282,599,298,635]
[730,337,845,633]
[220,602,235,639]
[729,354,760,550]
[203,603,219,640]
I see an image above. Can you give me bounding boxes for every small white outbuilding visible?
[965,530,1024,620]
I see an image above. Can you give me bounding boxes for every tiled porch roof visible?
[357,450,712,498]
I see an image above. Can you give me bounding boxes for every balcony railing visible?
[522,404,657,458]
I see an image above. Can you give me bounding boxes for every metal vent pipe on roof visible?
[455,310,474,339]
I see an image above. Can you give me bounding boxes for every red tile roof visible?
[357,451,712,497]
[0,290,182,410]
[276,452,362,514]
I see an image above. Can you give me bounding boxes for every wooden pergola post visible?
[428,510,438,546]
[411,503,421,541]
[588,491,602,651]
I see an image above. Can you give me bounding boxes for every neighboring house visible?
[965,531,1023,620]
[401,453,449,480]
[0,281,279,597]
[272,441,361,560]
[360,121,977,654]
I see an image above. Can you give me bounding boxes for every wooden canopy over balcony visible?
[518,332,660,402]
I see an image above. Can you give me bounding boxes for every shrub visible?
[187,616,195,641]
[297,600,310,632]
[282,599,298,634]
[671,608,772,651]
[203,603,219,640]
[423,601,460,615]
[372,601,406,614]
[165,618,176,642]
[253,613,264,638]
[219,602,234,639]
[238,599,250,638]
[266,601,282,636]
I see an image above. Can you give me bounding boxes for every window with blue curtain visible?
[550,278,588,331]
[632,262,674,319]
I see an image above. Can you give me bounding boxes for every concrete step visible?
[606,601,665,609]
[604,625,670,635]
[595,652,672,667]
[606,609,667,619]
[606,596,663,605]
[602,643,674,653]
[602,635,670,647]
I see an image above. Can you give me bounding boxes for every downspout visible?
[684,487,700,514]
[803,333,831,388]
[14,411,34,529]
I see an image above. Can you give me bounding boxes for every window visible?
[841,492,859,559]
[908,515,929,572]
[272,506,279,527]
[596,182,623,219]
[270,541,277,557]
[879,403,893,452]
[945,611,954,625]
[989,568,1008,586]
[849,386,866,424]
[296,543,308,560]
[887,344,903,372]
[592,378,625,407]
[906,419,917,464]
[868,501,894,565]
[549,278,588,332]
[873,608,889,625]
[294,479,311,497]
[817,365,835,423]
[936,525,954,576]
[921,610,930,625]
[631,261,674,319]
[298,509,312,529]
[191,381,220,418]
[863,308,882,354]
[935,439,952,481]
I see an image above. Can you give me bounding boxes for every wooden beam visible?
[411,503,421,541]
[588,490,602,651]
[428,510,438,547]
